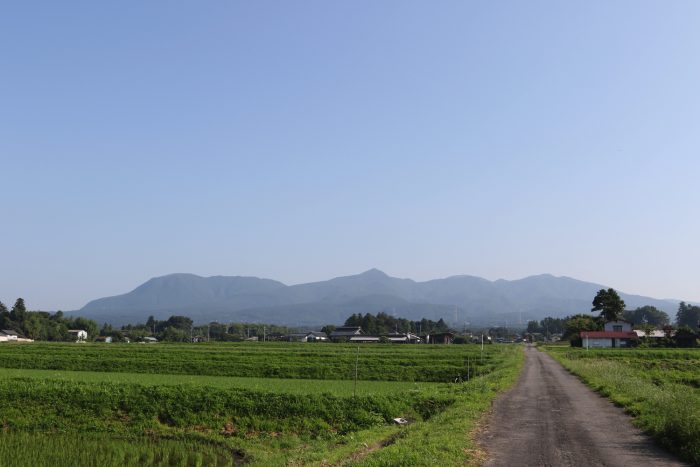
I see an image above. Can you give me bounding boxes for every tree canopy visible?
[676,302,700,329]
[591,288,626,322]
[623,306,670,326]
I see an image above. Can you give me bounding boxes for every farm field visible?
[544,346,700,465]
[0,342,524,466]
[0,368,437,396]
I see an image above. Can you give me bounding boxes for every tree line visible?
[0,298,98,341]
[526,288,699,345]
[342,312,451,335]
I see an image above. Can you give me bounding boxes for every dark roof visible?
[581,331,638,338]
[1,330,18,336]
[306,332,328,338]
[330,327,362,337]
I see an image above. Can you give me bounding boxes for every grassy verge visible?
[544,347,700,465]
[340,345,525,466]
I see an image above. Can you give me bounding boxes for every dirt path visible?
[479,345,687,466]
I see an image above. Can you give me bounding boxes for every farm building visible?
[142,337,158,343]
[95,336,113,343]
[0,330,19,342]
[581,320,637,348]
[633,329,667,339]
[286,332,328,342]
[425,332,455,344]
[349,335,380,343]
[68,329,88,342]
[329,326,363,341]
[386,333,421,343]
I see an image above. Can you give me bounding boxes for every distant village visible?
[1,291,698,348]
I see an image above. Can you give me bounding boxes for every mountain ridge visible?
[76,269,681,326]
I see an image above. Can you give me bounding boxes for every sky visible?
[2,1,699,311]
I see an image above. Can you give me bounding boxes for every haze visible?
[2,1,699,311]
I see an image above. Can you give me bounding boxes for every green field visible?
[0,342,505,381]
[0,342,524,466]
[544,347,700,465]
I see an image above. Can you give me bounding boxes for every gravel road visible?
[480,345,688,466]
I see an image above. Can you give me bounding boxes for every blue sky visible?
[2,1,699,310]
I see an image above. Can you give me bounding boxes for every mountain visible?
[76,269,681,326]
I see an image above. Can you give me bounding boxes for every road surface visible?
[480,345,687,466]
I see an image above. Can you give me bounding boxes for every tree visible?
[0,301,10,329]
[10,298,27,325]
[564,314,600,342]
[676,302,700,329]
[623,306,669,326]
[591,288,625,322]
[526,320,542,334]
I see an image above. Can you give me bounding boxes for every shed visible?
[426,332,455,344]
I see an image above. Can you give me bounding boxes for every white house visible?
[68,329,88,342]
[1,330,19,341]
[581,320,637,348]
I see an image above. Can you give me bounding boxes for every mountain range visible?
[75,269,681,327]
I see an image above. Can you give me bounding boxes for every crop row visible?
[0,342,501,382]
[0,432,236,467]
[0,377,453,438]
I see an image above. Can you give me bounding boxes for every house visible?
[329,326,363,342]
[425,332,455,344]
[580,320,637,348]
[95,336,113,343]
[142,336,158,343]
[1,330,19,342]
[68,330,88,342]
[288,331,329,342]
[306,331,329,342]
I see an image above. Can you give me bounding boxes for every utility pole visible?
[354,346,360,398]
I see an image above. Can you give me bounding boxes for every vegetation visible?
[343,312,451,335]
[0,298,98,341]
[0,341,524,465]
[622,306,670,326]
[677,302,700,330]
[0,342,506,382]
[544,346,700,465]
[591,288,626,322]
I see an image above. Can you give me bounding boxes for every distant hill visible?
[75,269,681,326]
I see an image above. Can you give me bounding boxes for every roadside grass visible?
[344,345,525,466]
[545,347,700,465]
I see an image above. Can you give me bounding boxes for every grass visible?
[0,433,237,467]
[0,342,524,465]
[0,368,438,396]
[544,346,700,465]
[0,341,506,382]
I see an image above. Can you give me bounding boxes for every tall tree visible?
[591,288,625,322]
[10,298,27,327]
[676,302,700,329]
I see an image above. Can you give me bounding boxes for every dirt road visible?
[480,345,687,466]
